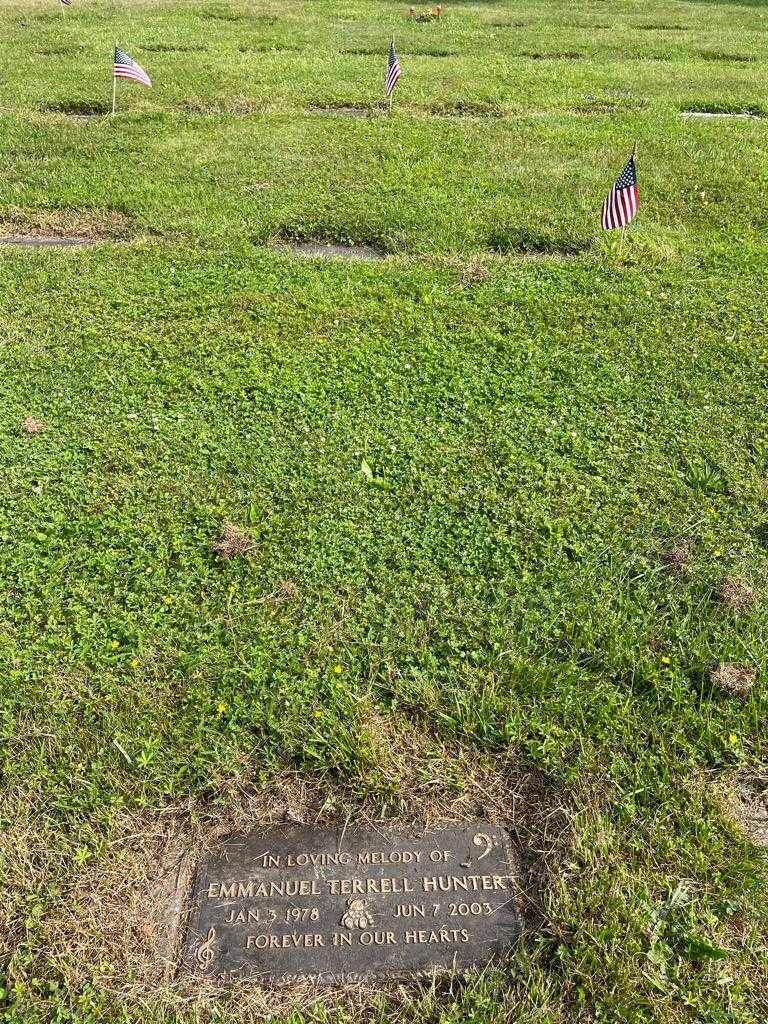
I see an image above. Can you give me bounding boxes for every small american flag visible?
[385,39,402,98]
[114,48,152,87]
[601,154,638,230]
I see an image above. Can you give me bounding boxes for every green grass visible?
[1,0,767,1021]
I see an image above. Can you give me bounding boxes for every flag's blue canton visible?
[615,159,637,190]
[601,156,638,230]
[114,47,152,86]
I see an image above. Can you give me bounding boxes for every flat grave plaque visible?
[182,823,522,984]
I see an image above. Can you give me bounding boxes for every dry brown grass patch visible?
[661,539,692,572]
[711,662,757,698]
[212,522,255,559]
[0,206,131,241]
[462,262,490,285]
[22,417,44,434]
[718,575,757,612]
[726,779,768,848]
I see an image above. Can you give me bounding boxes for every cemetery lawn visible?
[2,0,768,1021]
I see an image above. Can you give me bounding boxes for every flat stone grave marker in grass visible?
[182,823,522,984]
[286,241,386,260]
[681,110,759,119]
[0,236,98,247]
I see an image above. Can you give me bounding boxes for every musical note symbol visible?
[473,833,493,861]
[196,927,217,970]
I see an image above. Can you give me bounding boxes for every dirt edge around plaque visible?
[2,728,567,1020]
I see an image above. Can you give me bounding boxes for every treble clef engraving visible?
[473,832,493,861]
[196,927,217,970]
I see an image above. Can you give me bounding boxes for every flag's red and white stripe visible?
[114,47,152,87]
[385,40,402,98]
[601,156,638,230]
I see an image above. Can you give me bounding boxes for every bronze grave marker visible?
[182,823,522,984]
